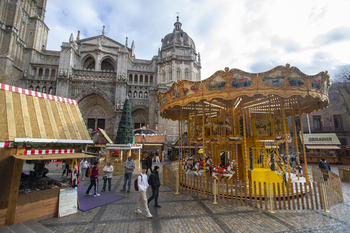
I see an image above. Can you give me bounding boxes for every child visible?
[135,165,152,218]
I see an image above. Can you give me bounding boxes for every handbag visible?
[103,175,107,180]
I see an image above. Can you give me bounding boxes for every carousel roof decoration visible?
[157,64,330,120]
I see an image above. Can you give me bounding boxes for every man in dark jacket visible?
[147,166,161,208]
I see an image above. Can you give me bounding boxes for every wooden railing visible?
[163,162,345,212]
[338,166,350,182]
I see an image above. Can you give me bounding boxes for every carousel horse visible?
[192,161,204,175]
[212,160,237,180]
[183,156,194,173]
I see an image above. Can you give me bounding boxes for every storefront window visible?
[333,115,343,130]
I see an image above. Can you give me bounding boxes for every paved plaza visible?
[34,164,350,233]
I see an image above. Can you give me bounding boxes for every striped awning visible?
[0,83,92,144]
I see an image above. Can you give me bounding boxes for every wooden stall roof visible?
[12,153,95,160]
[91,128,113,145]
[133,127,165,144]
[0,83,92,144]
[302,133,341,145]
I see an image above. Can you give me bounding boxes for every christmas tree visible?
[115,99,134,144]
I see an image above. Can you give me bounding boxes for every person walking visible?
[155,149,161,163]
[80,159,88,181]
[102,161,114,192]
[85,161,100,197]
[135,165,152,218]
[62,159,70,177]
[121,155,135,192]
[147,166,161,208]
[146,154,153,174]
[322,158,331,171]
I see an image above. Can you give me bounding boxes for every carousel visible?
[158,64,330,195]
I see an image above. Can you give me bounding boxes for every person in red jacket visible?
[85,161,100,197]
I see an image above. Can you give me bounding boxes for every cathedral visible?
[0,0,201,144]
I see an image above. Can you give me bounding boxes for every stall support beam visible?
[5,157,24,226]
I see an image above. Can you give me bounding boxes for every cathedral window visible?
[169,70,172,81]
[101,58,115,71]
[32,68,36,76]
[133,91,137,98]
[35,86,40,92]
[140,75,143,83]
[177,70,181,79]
[83,56,95,70]
[128,90,132,98]
[48,87,54,95]
[150,76,154,84]
[162,72,166,82]
[51,69,56,78]
[45,68,49,77]
[135,74,139,84]
[185,70,189,79]
[38,68,43,76]
[129,74,133,83]
[145,75,148,84]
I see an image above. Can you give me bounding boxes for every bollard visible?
[175,172,179,194]
[268,183,275,213]
[213,179,218,204]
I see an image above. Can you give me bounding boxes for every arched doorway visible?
[79,94,115,137]
[132,108,149,129]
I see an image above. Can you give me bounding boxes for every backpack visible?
[134,174,142,191]
[87,166,93,178]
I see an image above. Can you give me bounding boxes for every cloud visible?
[314,27,350,46]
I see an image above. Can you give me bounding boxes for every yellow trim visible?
[55,101,71,139]
[20,94,32,138]
[65,104,82,140]
[45,99,60,139]
[33,96,47,138]
[5,91,16,141]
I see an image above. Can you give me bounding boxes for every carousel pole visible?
[242,108,249,189]
[291,107,300,180]
[202,101,206,178]
[281,99,292,184]
[298,101,310,184]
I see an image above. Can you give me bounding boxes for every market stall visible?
[303,133,341,163]
[133,127,165,161]
[0,83,94,226]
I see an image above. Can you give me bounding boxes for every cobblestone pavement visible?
[37,163,350,233]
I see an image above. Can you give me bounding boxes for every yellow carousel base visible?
[250,168,283,185]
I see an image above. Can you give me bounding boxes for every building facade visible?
[0,0,201,144]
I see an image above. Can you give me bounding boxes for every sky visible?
[45,0,350,80]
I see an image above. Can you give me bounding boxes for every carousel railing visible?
[163,162,344,212]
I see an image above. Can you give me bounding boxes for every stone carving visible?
[117,73,126,81]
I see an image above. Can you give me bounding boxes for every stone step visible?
[0,221,53,233]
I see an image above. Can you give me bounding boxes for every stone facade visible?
[288,82,350,150]
[0,0,201,145]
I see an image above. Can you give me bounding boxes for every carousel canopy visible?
[157,64,330,120]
